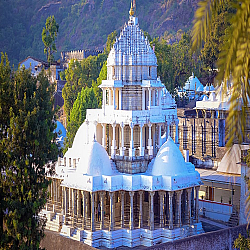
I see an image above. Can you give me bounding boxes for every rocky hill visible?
[0,0,199,66]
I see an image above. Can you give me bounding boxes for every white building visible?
[42,4,203,248]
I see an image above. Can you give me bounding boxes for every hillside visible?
[0,0,199,67]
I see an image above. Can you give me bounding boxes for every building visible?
[42,3,203,248]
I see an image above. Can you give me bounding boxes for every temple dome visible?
[77,139,113,176]
[152,137,188,176]
[184,72,203,92]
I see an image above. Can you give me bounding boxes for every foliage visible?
[234,232,250,250]
[192,0,250,146]
[42,15,59,64]
[63,87,98,153]
[0,53,58,249]
[104,31,118,54]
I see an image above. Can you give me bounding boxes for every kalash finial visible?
[129,0,135,16]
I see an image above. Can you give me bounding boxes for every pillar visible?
[159,191,164,228]
[113,88,116,109]
[99,192,105,230]
[72,189,75,226]
[129,123,135,157]
[195,186,200,222]
[64,187,68,224]
[77,189,81,221]
[109,192,115,231]
[187,188,192,224]
[102,123,106,148]
[175,121,179,145]
[148,88,151,109]
[139,191,143,228]
[152,89,155,106]
[139,124,144,156]
[90,192,95,231]
[142,88,145,110]
[169,191,174,230]
[119,88,122,110]
[62,186,65,215]
[149,191,155,230]
[81,191,86,229]
[111,123,116,158]
[121,191,125,228]
[109,88,111,105]
[129,191,134,230]
[120,122,125,156]
[147,123,153,156]
[68,188,71,217]
[158,124,162,148]
[102,88,106,112]
[176,190,183,227]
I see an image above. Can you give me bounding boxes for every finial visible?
[93,134,96,142]
[129,0,134,16]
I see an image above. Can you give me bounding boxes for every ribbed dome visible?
[152,137,188,176]
[77,139,113,176]
[184,72,203,92]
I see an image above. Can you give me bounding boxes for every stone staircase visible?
[227,210,239,227]
[45,212,63,232]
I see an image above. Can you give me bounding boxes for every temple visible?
[42,3,203,248]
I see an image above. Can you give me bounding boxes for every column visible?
[175,121,179,145]
[72,189,75,226]
[62,186,65,214]
[129,191,134,230]
[121,191,125,228]
[176,190,183,227]
[169,191,174,230]
[149,191,155,230]
[142,88,145,110]
[100,192,105,230]
[77,189,81,222]
[64,187,68,224]
[120,122,125,156]
[158,124,162,149]
[113,88,116,109]
[81,191,86,229]
[148,88,151,109]
[109,88,111,105]
[102,123,106,148]
[129,123,135,157]
[102,88,106,112]
[109,192,115,231]
[195,186,200,222]
[159,191,164,228]
[187,188,192,224]
[68,188,71,217]
[119,88,122,110]
[147,123,153,156]
[166,122,169,141]
[90,192,95,231]
[111,123,116,158]
[139,124,144,156]
[152,89,155,106]
[139,191,143,228]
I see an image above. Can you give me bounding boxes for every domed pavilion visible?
[43,2,203,248]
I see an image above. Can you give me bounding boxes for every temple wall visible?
[146,224,247,250]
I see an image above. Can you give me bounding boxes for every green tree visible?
[0,53,58,249]
[64,87,98,153]
[42,15,59,64]
[104,30,118,54]
[234,232,250,250]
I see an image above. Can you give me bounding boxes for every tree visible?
[42,16,59,64]
[63,87,98,153]
[192,0,250,146]
[0,53,58,249]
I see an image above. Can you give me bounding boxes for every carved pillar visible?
[175,120,179,145]
[147,123,153,156]
[121,191,125,228]
[102,123,106,148]
[129,191,134,230]
[159,191,164,228]
[139,124,144,156]
[111,123,116,158]
[90,192,95,231]
[81,191,86,229]
[166,122,169,141]
[113,87,116,109]
[72,189,75,227]
[149,191,155,230]
[64,187,67,224]
[129,123,135,157]
[119,88,122,110]
[109,192,115,231]
[100,191,105,230]
[139,191,143,228]
[176,190,183,227]
[77,190,81,222]
[142,88,145,110]
[187,188,192,224]
[62,186,65,215]
[195,186,200,222]
[120,122,125,156]
[148,88,151,109]
[158,124,162,149]
[169,191,174,230]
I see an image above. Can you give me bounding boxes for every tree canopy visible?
[0,53,58,249]
[42,16,59,64]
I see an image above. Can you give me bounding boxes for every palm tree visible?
[192,0,250,224]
